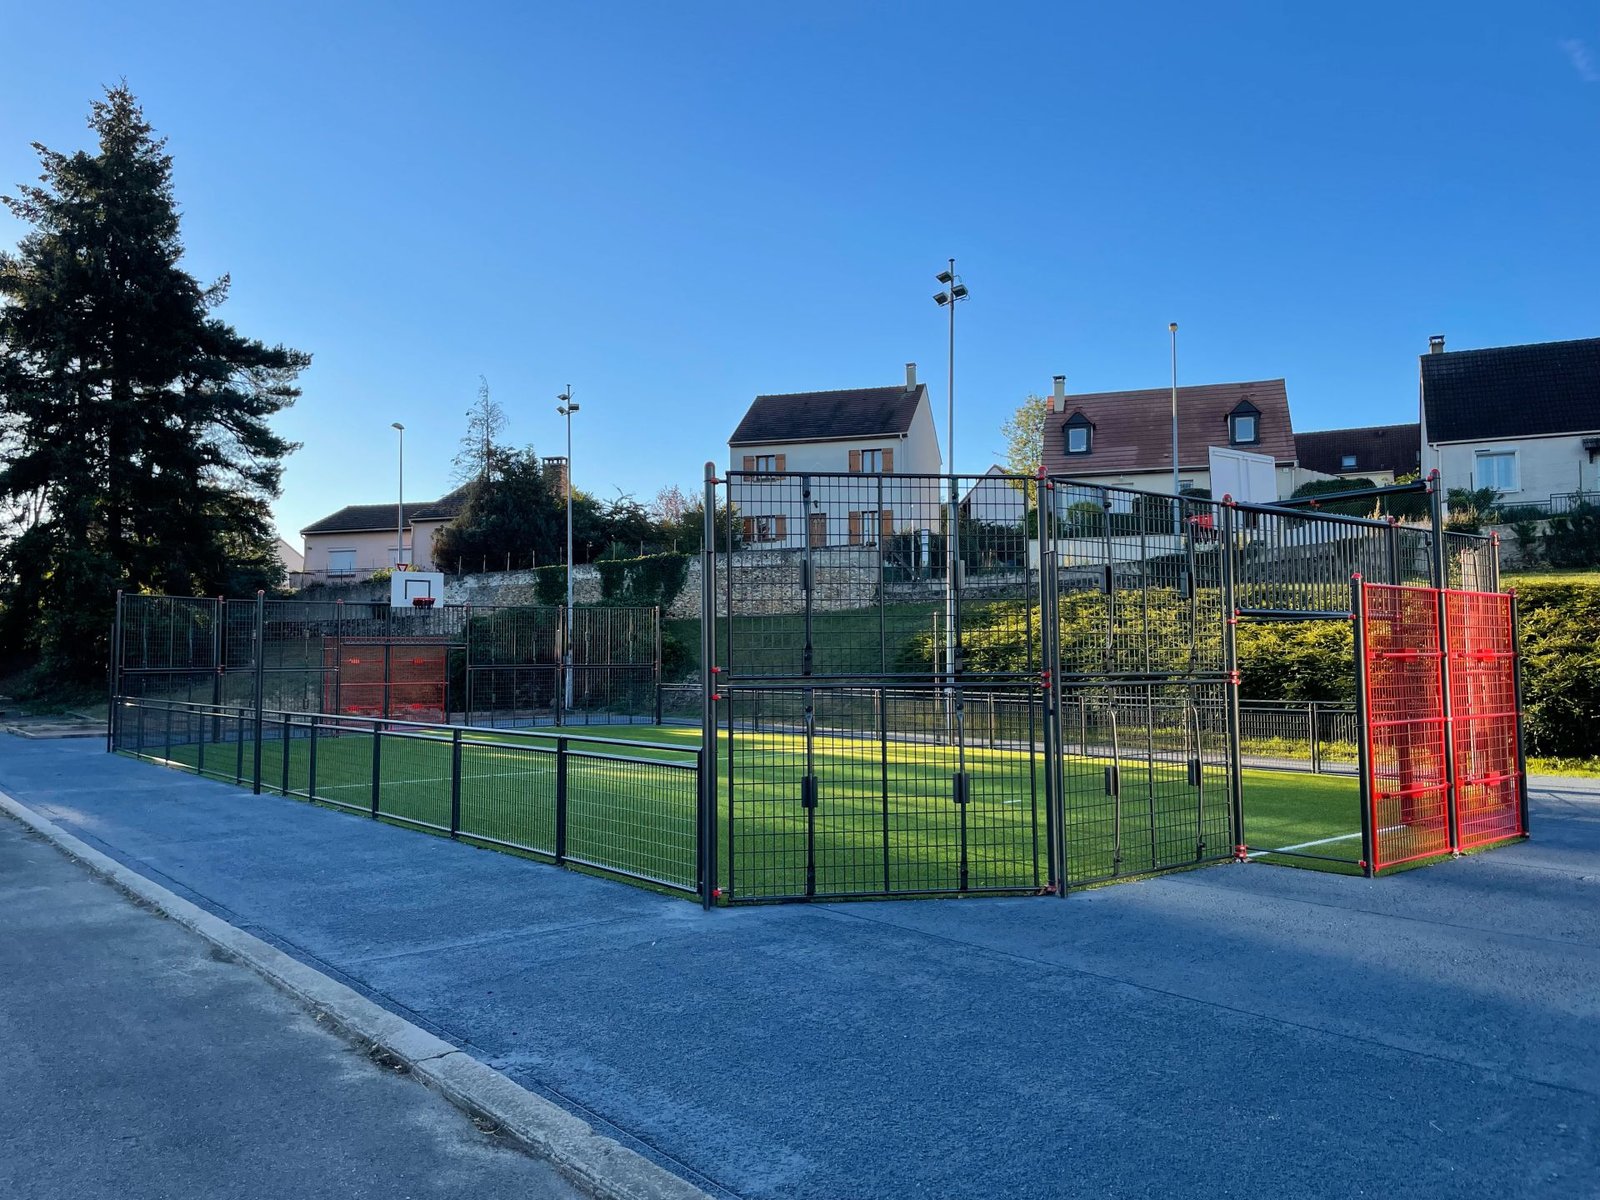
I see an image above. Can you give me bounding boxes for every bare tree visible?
[452,375,510,485]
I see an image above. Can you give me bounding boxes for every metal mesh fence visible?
[1360,584,1453,870]
[1444,590,1524,850]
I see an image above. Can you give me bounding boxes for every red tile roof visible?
[1040,379,1295,476]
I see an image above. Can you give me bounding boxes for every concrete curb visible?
[0,790,712,1200]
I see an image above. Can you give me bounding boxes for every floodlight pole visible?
[558,389,579,713]
[1169,322,1180,537]
[933,258,969,711]
[391,422,405,566]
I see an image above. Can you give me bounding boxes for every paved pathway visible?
[0,812,580,1200]
[2,736,1596,1198]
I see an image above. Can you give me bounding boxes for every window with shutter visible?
[848,511,863,545]
[880,509,894,540]
[849,449,862,473]
[742,455,755,472]
[742,517,755,543]
[774,453,786,472]
[774,515,787,540]
[882,447,894,473]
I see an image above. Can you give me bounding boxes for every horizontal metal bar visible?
[1269,480,1431,509]
[1235,608,1353,621]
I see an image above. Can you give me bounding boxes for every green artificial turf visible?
[130,715,1370,899]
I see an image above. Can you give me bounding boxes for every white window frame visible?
[860,448,886,473]
[1474,449,1519,493]
[1230,413,1258,445]
[1340,454,1357,470]
[855,510,881,546]
[1066,426,1090,454]
[328,549,357,576]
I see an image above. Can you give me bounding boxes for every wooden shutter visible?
[848,511,862,545]
[742,455,755,472]
[849,449,862,473]
[774,515,787,540]
[881,509,894,540]
[882,447,894,474]
[774,453,786,473]
[742,516,755,543]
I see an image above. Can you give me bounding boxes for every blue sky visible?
[2,2,1597,540]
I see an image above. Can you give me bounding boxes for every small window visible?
[1230,413,1257,444]
[860,448,884,472]
[1475,450,1518,493]
[753,514,782,542]
[752,454,777,474]
[328,549,356,576]
[1340,454,1357,470]
[1064,411,1094,455]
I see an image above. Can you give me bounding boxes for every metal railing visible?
[111,695,706,897]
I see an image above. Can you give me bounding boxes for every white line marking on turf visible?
[1248,824,1405,858]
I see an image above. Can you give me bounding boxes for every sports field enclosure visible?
[111,469,1528,907]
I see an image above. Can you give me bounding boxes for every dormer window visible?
[1227,398,1261,446]
[1340,454,1357,470]
[1064,410,1094,455]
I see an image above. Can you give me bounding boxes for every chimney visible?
[1052,375,1066,413]
[1429,335,1445,354]
[905,362,917,389]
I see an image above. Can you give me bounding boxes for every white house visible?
[1040,374,1317,501]
[299,488,469,581]
[726,364,944,548]
[960,465,1029,527]
[1419,335,1600,509]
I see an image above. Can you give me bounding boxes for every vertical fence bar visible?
[280,713,291,795]
[653,605,663,727]
[106,590,123,753]
[450,727,462,837]
[555,736,568,864]
[370,722,382,817]
[1436,584,1461,854]
[1310,700,1322,774]
[251,591,265,795]
[1038,479,1064,896]
[308,715,319,799]
[1221,500,1246,856]
[211,596,224,753]
[1509,591,1530,837]
[1352,576,1375,877]
[700,461,719,910]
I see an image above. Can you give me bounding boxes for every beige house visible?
[299,489,468,581]
[1419,335,1600,510]
[726,364,944,548]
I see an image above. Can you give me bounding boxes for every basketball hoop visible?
[412,595,436,608]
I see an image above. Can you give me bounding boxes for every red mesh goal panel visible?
[322,639,448,723]
[1361,584,1451,871]
[1444,590,1523,849]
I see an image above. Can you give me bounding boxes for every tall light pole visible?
[933,260,970,697]
[391,422,405,567]
[1169,322,1181,538]
[557,388,580,712]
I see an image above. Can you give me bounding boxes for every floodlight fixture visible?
[934,291,950,306]
[936,269,954,284]
[950,283,969,300]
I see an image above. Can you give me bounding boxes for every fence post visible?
[1384,519,1400,586]
[1428,469,1447,589]
[555,736,569,864]
[653,605,663,725]
[281,713,292,795]
[1509,591,1530,837]
[308,716,319,800]
[211,596,224,751]
[106,591,123,754]
[251,590,265,795]
[370,721,382,817]
[1310,700,1322,774]
[1221,500,1246,858]
[699,460,720,910]
[1437,584,1461,855]
[234,705,245,785]
[1352,575,1376,877]
[1037,477,1065,897]
[450,727,462,838]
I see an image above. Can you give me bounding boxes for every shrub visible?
[533,565,566,606]
[1516,578,1600,758]
[595,552,691,610]
[1542,504,1600,569]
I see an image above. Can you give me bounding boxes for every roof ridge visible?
[752,383,919,400]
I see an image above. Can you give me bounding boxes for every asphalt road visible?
[2,736,1596,1198]
[0,814,581,1200]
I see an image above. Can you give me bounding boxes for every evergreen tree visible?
[451,375,509,485]
[0,86,308,680]
[432,447,565,570]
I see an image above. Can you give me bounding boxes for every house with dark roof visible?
[726,364,942,547]
[1294,423,1420,485]
[1040,375,1311,500]
[299,487,470,580]
[1419,335,1600,508]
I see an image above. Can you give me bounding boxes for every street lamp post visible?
[1169,322,1181,537]
[933,260,970,711]
[557,388,580,713]
[391,422,405,567]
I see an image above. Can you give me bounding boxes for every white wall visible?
[302,529,409,578]
[1046,464,1309,500]
[1424,433,1600,502]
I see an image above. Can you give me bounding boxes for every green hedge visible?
[1515,579,1600,758]
[595,552,691,610]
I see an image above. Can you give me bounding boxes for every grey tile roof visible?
[302,486,470,535]
[729,384,926,446]
[1421,337,1600,443]
[1294,424,1420,477]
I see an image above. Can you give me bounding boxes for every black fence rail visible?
[111,696,704,896]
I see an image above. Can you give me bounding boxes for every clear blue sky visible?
[2,2,1597,540]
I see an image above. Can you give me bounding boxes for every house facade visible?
[299,488,468,581]
[1419,335,1600,510]
[1040,375,1311,501]
[726,364,944,549]
[1293,423,1420,486]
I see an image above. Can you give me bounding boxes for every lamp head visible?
[950,283,969,301]
[934,292,950,307]
[391,422,404,432]
[936,270,954,284]
[1169,322,1178,333]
